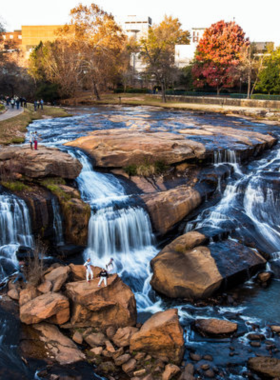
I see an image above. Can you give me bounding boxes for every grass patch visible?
[1,180,30,192]
[124,160,169,177]
[0,103,69,145]
[41,177,66,186]
[43,183,71,202]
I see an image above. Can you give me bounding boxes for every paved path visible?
[0,105,24,122]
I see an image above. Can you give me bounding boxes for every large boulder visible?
[0,146,82,179]
[20,292,70,325]
[130,309,184,364]
[65,274,137,329]
[65,129,206,168]
[151,233,266,299]
[141,186,201,235]
[44,265,70,292]
[248,357,280,378]
[195,319,238,337]
[32,323,85,364]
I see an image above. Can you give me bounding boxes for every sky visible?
[1,0,280,45]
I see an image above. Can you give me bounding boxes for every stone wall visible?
[150,95,280,109]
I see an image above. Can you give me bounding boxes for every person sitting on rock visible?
[13,261,27,284]
[106,258,114,273]
[84,258,94,282]
[98,268,108,287]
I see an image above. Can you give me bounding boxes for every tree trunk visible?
[217,86,221,96]
[247,70,251,99]
[93,81,101,101]
[161,80,166,103]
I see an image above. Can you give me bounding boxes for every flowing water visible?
[2,105,280,378]
[0,192,34,279]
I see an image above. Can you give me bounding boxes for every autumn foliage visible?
[192,20,249,94]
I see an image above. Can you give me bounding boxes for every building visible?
[175,27,205,68]
[123,15,152,41]
[1,30,22,50]
[21,25,62,53]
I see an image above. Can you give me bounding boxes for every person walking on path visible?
[34,100,37,111]
[34,131,38,150]
[98,268,108,287]
[106,258,114,273]
[16,97,20,110]
[84,258,94,282]
[40,99,44,110]
[29,132,34,150]
[11,98,15,109]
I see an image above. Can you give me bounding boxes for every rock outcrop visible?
[20,292,70,325]
[151,232,266,299]
[65,274,137,329]
[65,129,206,167]
[140,186,201,235]
[32,323,86,364]
[130,309,184,364]
[0,146,82,179]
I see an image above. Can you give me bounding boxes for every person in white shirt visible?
[84,258,94,282]
[106,258,114,273]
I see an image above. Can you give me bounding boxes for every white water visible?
[51,198,64,246]
[0,194,33,279]
[214,149,242,175]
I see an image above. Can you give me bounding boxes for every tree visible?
[255,47,280,94]
[58,3,127,99]
[139,16,190,102]
[29,3,128,100]
[192,20,249,95]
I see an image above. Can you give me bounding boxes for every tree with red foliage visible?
[192,20,249,95]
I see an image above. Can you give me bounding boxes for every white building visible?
[175,27,206,68]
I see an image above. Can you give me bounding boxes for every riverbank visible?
[0,103,70,145]
[61,93,280,124]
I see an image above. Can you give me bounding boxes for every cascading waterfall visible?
[69,149,161,313]
[0,193,33,279]
[51,198,64,246]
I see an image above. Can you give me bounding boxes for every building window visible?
[18,35,22,39]
[9,35,14,39]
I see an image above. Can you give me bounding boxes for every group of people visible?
[29,131,39,150]
[84,257,114,287]
[34,99,44,111]
[5,96,27,109]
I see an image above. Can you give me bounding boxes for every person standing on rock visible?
[98,268,108,287]
[106,258,114,273]
[84,258,94,282]
[34,131,38,150]
[29,132,34,150]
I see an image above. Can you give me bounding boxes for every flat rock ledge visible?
[0,146,82,179]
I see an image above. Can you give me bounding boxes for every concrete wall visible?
[150,95,280,109]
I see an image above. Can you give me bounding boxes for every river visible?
[1,105,280,379]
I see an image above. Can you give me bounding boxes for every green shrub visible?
[11,137,25,144]
[41,177,66,186]
[124,164,137,176]
[1,181,30,192]
[124,160,169,177]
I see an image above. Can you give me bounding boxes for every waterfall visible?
[214,149,242,175]
[68,148,160,313]
[51,198,64,246]
[0,193,33,279]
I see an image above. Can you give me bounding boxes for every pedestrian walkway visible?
[0,105,24,122]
